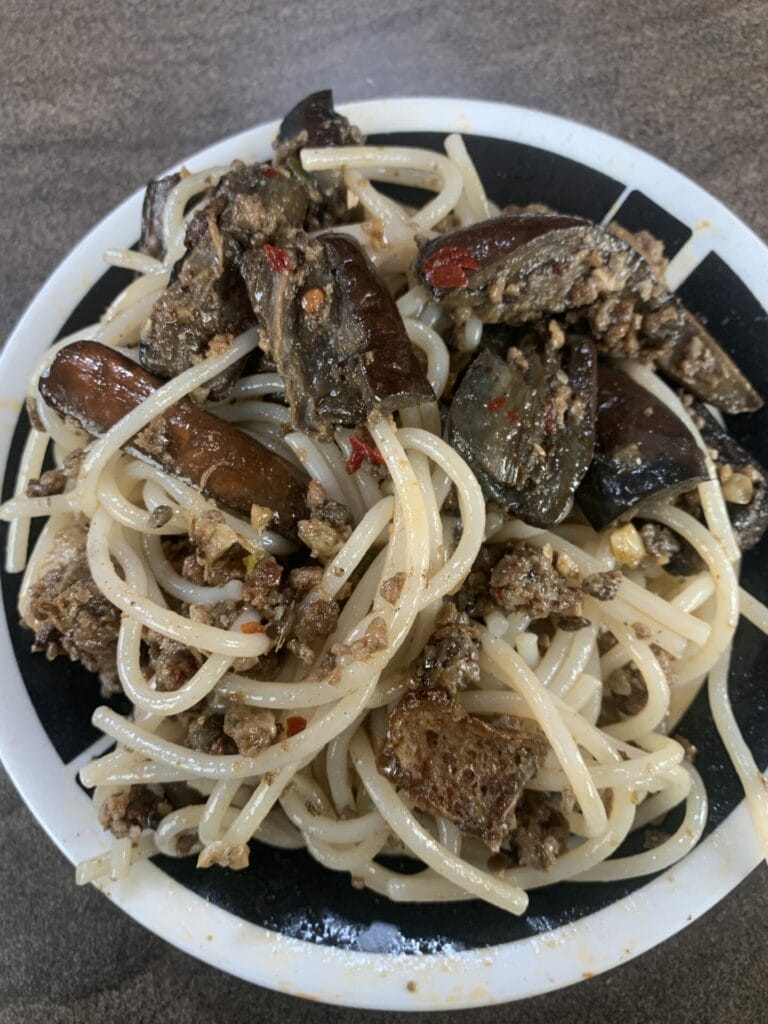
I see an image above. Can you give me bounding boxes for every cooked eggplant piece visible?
[39,341,308,538]
[447,329,597,527]
[415,213,761,414]
[139,172,181,261]
[656,312,762,416]
[274,90,364,229]
[140,214,255,400]
[274,89,362,160]
[415,212,588,293]
[242,232,433,440]
[211,161,310,246]
[140,164,311,400]
[692,401,768,550]
[577,363,708,530]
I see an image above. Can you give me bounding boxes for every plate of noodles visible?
[1,94,768,1010]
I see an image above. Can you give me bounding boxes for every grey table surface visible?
[2,1,768,1021]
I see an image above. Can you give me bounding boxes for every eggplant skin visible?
[274,90,362,157]
[415,213,762,415]
[693,402,768,551]
[577,363,708,531]
[139,173,181,261]
[447,331,597,528]
[242,231,433,440]
[38,341,308,538]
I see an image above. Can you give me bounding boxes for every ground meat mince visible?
[144,633,203,692]
[377,687,547,851]
[98,785,172,839]
[489,544,582,619]
[503,791,570,870]
[23,523,121,693]
[409,602,481,695]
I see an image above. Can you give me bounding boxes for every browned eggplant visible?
[242,232,434,440]
[447,330,597,527]
[415,214,761,415]
[274,89,362,159]
[692,401,768,550]
[577,363,708,530]
[139,172,181,261]
[656,312,762,416]
[415,212,588,292]
[39,342,308,538]
[140,162,315,399]
[140,222,255,400]
[211,162,311,246]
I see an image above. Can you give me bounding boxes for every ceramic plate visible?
[2,98,768,1010]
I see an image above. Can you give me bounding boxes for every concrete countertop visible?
[2,2,767,1021]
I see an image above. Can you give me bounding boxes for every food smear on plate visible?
[3,89,768,913]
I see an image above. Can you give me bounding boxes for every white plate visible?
[1,97,767,1010]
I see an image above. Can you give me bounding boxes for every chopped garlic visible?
[610,523,645,568]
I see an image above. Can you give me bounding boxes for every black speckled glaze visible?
[3,133,768,955]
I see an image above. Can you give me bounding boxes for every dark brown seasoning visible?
[489,545,583,620]
[380,572,407,605]
[377,687,547,851]
[639,522,681,566]
[601,646,677,724]
[456,543,621,628]
[495,791,570,871]
[186,711,238,755]
[144,634,203,692]
[26,448,85,498]
[223,705,277,756]
[147,504,174,528]
[637,520,703,577]
[581,569,622,601]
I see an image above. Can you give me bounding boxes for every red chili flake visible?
[421,245,479,289]
[487,396,507,412]
[264,243,292,273]
[261,166,281,178]
[240,620,264,634]
[344,435,385,474]
[506,410,519,423]
[285,715,307,737]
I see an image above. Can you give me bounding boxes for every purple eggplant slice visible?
[274,89,363,158]
[447,330,597,528]
[139,172,181,261]
[692,402,768,551]
[415,214,761,415]
[39,342,308,538]
[242,232,433,440]
[139,163,312,399]
[577,363,708,530]
[274,90,365,230]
